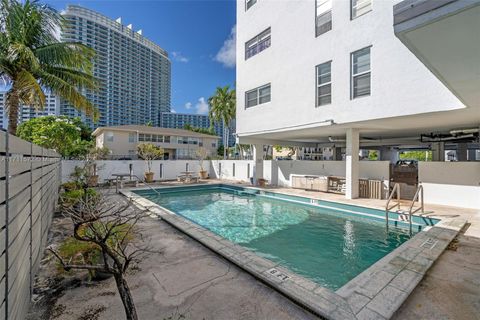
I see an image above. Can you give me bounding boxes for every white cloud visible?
[182,98,208,114]
[214,25,236,68]
[171,51,189,63]
[195,97,209,115]
[171,108,176,113]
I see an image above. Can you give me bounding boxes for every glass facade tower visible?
[61,5,171,128]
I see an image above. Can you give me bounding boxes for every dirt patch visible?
[77,305,107,320]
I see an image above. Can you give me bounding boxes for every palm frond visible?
[14,69,45,109]
[42,66,98,91]
[35,42,95,72]
[38,70,99,120]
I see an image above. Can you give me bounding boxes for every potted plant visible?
[196,147,209,179]
[137,143,164,183]
[86,147,110,187]
[257,178,267,187]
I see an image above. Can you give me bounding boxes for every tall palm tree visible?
[208,85,235,159]
[0,0,98,135]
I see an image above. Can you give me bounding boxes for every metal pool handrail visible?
[408,184,424,235]
[130,174,162,196]
[385,183,401,230]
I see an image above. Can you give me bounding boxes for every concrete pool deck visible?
[122,181,474,319]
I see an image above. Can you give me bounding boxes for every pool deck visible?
[122,180,478,319]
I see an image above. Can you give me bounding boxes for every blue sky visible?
[46,0,237,115]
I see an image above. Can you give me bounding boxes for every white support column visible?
[457,143,468,161]
[345,128,359,199]
[253,144,264,185]
[431,142,445,161]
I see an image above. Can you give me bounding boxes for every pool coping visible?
[121,184,466,320]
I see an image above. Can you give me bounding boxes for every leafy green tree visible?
[208,85,236,159]
[368,150,378,160]
[0,0,98,134]
[17,116,93,157]
[136,143,164,173]
[183,123,217,136]
[400,150,432,161]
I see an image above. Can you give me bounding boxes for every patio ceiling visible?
[238,107,479,146]
[394,0,480,110]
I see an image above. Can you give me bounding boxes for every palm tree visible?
[208,85,235,159]
[0,0,98,135]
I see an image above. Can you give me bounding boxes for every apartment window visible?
[351,0,372,19]
[245,28,271,60]
[128,132,136,143]
[105,131,114,142]
[315,0,332,37]
[316,61,332,106]
[351,47,371,99]
[245,84,271,108]
[246,0,256,10]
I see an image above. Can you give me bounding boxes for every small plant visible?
[196,147,209,179]
[137,143,164,182]
[62,181,81,192]
[56,221,134,280]
[50,193,149,320]
[60,188,98,207]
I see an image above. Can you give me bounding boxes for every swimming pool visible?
[134,184,438,290]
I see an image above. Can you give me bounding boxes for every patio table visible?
[112,173,133,193]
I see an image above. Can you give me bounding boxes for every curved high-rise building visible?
[61,5,171,128]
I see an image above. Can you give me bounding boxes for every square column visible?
[457,143,468,161]
[431,142,445,161]
[253,144,264,185]
[345,128,359,199]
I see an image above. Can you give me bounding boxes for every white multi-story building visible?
[236,0,479,199]
[61,5,171,129]
[0,91,59,129]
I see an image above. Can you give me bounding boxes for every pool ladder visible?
[385,183,424,235]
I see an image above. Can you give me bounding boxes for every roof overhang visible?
[393,0,480,109]
[237,108,479,147]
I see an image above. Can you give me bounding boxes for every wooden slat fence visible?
[0,130,61,320]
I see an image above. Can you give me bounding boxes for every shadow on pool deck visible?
[28,192,319,320]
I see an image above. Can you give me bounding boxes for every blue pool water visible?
[135,185,432,290]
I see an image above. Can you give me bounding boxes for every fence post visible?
[4,131,9,320]
[29,142,33,299]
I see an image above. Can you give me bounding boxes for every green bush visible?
[56,222,134,279]
[60,188,98,207]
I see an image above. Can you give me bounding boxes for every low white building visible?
[93,125,220,160]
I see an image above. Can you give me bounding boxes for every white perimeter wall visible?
[62,160,211,183]
[61,160,480,209]
[273,160,390,188]
[210,160,254,182]
[419,162,480,209]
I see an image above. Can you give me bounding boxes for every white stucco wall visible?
[210,160,254,182]
[272,160,390,187]
[62,160,210,183]
[418,162,480,209]
[236,0,464,136]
